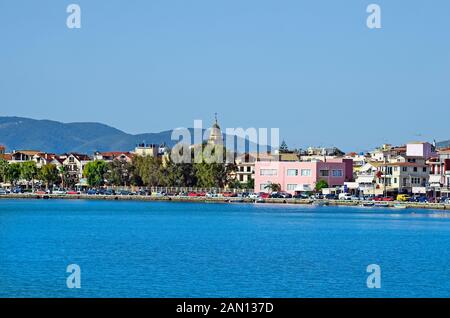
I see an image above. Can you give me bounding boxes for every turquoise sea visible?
[0,199,449,297]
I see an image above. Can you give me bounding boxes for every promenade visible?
[1,194,449,210]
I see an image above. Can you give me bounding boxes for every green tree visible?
[59,165,69,189]
[39,164,59,190]
[193,144,236,189]
[106,160,134,187]
[83,160,108,187]
[134,156,163,187]
[6,163,21,186]
[315,180,329,192]
[227,178,242,189]
[279,140,289,153]
[0,158,9,183]
[160,160,185,187]
[264,183,281,192]
[244,178,255,191]
[20,161,38,191]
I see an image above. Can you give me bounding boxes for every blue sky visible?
[0,0,449,152]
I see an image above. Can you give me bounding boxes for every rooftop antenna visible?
[214,112,218,125]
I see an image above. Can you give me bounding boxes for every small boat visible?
[393,204,407,209]
[361,202,375,207]
[374,202,389,208]
[255,198,265,203]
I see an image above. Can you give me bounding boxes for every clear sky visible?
[0,0,449,152]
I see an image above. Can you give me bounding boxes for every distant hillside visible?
[437,140,450,149]
[0,116,264,154]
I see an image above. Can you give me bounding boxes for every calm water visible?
[0,199,449,298]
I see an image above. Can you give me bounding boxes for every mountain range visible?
[0,116,265,154]
[1,116,448,154]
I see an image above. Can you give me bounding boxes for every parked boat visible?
[393,204,407,209]
[361,202,375,207]
[374,202,389,208]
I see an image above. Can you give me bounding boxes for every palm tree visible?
[264,183,281,193]
[59,165,68,189]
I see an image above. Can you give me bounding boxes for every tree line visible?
[0,149,254,190]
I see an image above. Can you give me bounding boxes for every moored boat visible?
[393,203,408,209]
[361,202,375,207]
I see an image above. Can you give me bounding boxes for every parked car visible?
[258,192,270,199]
[0,188,8,195]
[373,195,384,201]
[117,190,132,196]
[269,192,283,198]
[247,193,259,199]
[104,189,116,196]
[67,190,79,195]
[11,187,23,194]
[396,194,411,202]
[87,189,98,195]
[324,194,337,200]
[382,196,395,202]
[440,197,450,204]
[338,193,352,200]
[293,193,310,199]
[410,196,428,203]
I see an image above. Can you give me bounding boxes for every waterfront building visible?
[369,144,406,162]
[233,153,256,184]
[133,143,159,157]
[428,148,450,198]
[8,150,58,168]
[254,158,353,194]
[94,151,134,163]
[0,145,5,155]
[60,153,92,180]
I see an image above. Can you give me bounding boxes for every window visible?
[413,167,418,172]
[260,169,277,176]
[319,170,329,177]
[301,169,311,176]
[331,169,343,177]
[423,167,427,172]
[393,178,397,184]
[402,167,408,172]
[287,169,298,176]
[287,184,297,191]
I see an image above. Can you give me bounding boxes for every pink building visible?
[406,142,434,159]
[254,158,353,194]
